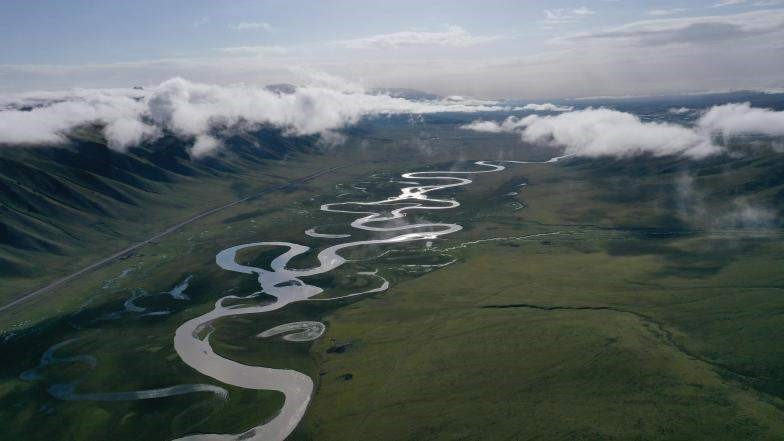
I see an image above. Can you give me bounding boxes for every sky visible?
[1,0,783,99]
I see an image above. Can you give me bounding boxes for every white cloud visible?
[572,7,596,15]
[717,199,777,228]
[714,0,746,6]
[462,103,784,158]
[103,117,160,150]
[231,22,272,31]
[0,87,146,110]
[0,89,156,150]
[190,134,221,157]
[523,109,715,157]
[336,25,499,49]
[676,172,777,229]
[697,102,784,137]
[218,45,287,56]
[462,108,718,158]
[461,119,509,133]
[542,7,596,25]
[444,95,499,106]
[563,9,784,46]
[0,77,508,156]
[193,17,209,28]
[289,68,366,93]
[647,8,687,16]
[668,107,691,114]
[522,102,573,112]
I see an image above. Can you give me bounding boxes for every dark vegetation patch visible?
[222,209,276,224]
[0,255,34,277]
[605,236,765,279]
[326,342,352,354]
[0,220,62,253]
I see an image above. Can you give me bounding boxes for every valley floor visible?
[2,132,783,441]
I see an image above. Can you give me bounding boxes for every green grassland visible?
[302,150,784,440]
[1,119,783,440]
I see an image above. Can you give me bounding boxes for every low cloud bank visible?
[0,90,153,150]
[462,103,784,158]
[719,201,778,229]
[668,107,691,114]
[463,108,717,158]
[521,103,573,112]
[676,173,778,230]
[0,78,507,156]
[697,102,784,138]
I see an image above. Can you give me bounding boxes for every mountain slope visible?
[0,127,319,301]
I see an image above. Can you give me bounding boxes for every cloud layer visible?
[522,103,574,112]
[0,89,155,150]
[336,25,499,49]
[565,9,784,46]
[676,173,777,230]
[697,102,784,137]
[4,77,782,161]
[231,22,272,31]
[462,103,784,158]
[542,7,596,25]
[0,77,508,156]
[464,108,718,158]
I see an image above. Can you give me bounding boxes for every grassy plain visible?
[302,151,784,440]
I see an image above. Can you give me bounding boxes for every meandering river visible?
[172,157,565,440]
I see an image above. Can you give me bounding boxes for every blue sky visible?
[1,0,783,98]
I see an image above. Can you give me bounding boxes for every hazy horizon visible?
[2,0,783,99]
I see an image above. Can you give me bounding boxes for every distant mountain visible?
[0,127,317,294]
